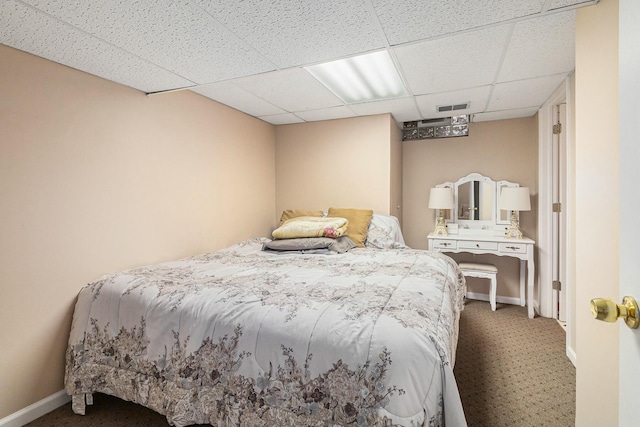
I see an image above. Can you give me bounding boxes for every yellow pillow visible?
[278,209,324,226]
[327,208,373,248]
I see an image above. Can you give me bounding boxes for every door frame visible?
[554,102,567,324]
[618,0,639,423]
[538,77,576,365]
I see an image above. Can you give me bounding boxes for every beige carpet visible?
[26,300,575,427]
[454,300,576,427]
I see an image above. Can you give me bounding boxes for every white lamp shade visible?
[500,187,531,211]
[428,187,453,209]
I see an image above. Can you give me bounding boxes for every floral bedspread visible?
[65,238,467,427]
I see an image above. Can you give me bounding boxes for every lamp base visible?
[504,213,523,239]
[433,216,448,236]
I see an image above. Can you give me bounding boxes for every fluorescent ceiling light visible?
[305,51,408,104]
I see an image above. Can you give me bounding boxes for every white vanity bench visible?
[427,173,536,318]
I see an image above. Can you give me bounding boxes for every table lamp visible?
[499,187,531,239]
[429,187,453,236]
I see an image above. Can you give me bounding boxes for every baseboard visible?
[466,292,521,307]
[0,390,70,427]
[567,345,577,367]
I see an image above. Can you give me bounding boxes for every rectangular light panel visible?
[305,50,408,104]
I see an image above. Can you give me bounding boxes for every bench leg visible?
[490,275,497,311]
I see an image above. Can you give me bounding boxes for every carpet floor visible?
[454,300,575,427]
[25,300,575,427]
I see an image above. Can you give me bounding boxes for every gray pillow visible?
[262,236,356,254]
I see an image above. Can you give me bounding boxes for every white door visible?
[618,0,639,424]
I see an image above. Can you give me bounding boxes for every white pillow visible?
[365,214,407,249]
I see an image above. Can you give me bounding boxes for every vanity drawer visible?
[458,240,499,251]
[499,242,528,254]
[431,239,457,250]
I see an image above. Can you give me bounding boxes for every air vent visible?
[421,117,448,125]
[437,102,470,113]
[402,115,470,141]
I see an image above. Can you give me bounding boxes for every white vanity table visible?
[427,173,536,318]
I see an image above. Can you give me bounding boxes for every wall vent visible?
[436,102,470,113]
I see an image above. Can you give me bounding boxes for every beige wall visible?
[0,45,276,418]
[567,72,578,359]
[403,117,538,299]
[275,114,401,217]
[575,0,620,425]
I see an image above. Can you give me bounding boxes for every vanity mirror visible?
[455,175,494,226]
[434,173,523,234]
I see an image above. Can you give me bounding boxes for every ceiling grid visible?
[0,0,597,125]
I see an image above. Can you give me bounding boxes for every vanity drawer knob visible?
[476,244,480,248]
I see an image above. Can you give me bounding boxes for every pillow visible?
[263,236,356,254]
[278,209,324,226]
[272,216,348,239]
[366,214,407,249]
[327,208,373,248]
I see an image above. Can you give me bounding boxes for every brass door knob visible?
[590,296,639,329]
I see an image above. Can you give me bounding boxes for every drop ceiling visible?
[0,0,597,125]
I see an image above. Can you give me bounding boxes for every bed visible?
[64,211,467,426]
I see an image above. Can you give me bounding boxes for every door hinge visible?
[553,202,562,213]
[553,123,562,134]
[553,280,562,291]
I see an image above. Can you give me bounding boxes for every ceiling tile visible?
[233,68,344,112]
[348,97,421,123]
[258,113,305,125]
[19,0,276,84]
[0,1,194,93]
[295,106,357,122]
[394,25,511,95]
[488,74,567,111]
[3,0,595,125]
[372,0,545,45]
[498,11,575,82]
[191,82,286,117]
[415,86,492,119]
[193,0,387,69]
[473,107,539,122]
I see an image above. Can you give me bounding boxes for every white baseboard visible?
[0,390,70,427]
[466,292,521,307]
[567,345,577,367]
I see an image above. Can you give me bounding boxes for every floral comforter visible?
[65,238,467,426]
